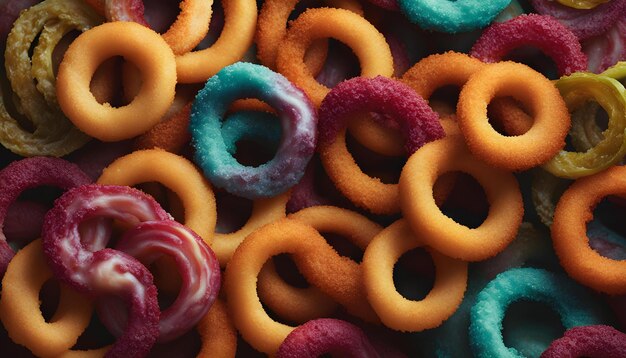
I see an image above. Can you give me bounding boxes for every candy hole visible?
[215,189,253,234]
[233,137,280,167]
[149,328,202,357]
[566,101,609,153]
[315,39,360,88]
[393,247,435,301]
[437,172,489,229]
[143,1,180,34]
[504,46,559,80]
[0,71,35,133]
[194,0,224,50]
[89,56,124,106]
[429,85,460,116]
[134,182,181,220]
[0,323,33,356]
[345,131,405,185]
[273,253,310,289]
[39,279,60,323]
[502,300,565,356]
[588,198,626,260]
[71,310,116,350]
[321,232,364,263]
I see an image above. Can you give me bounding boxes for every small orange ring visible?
[97,149,216,245]
[552,166,626,295]
[362,219,467,332]
[160,0,213,56]
[456,61,570,171]
[399,135,524,261]
[276,7,393,106]
[56,21,177,141]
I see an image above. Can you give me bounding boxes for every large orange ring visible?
[175,0,257,83]
[56,21,177,141]
[456,61,570,171]
[97,149,216,245]
[399,135,524,261]
[362,220,467,331]
[276,7,393,106]
[552,166,626,294]
[0,239,93,357]
[197,299,237,357]
[257,205,383,323]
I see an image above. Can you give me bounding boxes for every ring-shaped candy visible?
[197,299,237,357]
[0,239,93,357]
[541,325,626,358]
[399,136,523,261]
[190,62,317,199]
[256,0,363,71]
[97,149,217,246]
[456,61,570,171]
[557,0,610,9]
[175,0,257,83]
[0,157,91,275]
[362,219,467,332]
[469,268,606,358]
[275,7,394,107]
[258,206,383,323]
[104,0,212,55]
[396,0,512,33]
[56,21,177,141]
[542,73,626,179]
[225,218,377,355]
[470,14,588,76]
[318,76,444,215]
[134,103,192,153]
[552,165,626,294]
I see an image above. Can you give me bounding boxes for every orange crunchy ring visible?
[256,0,363,72]
[197,299,237,357]
[159,0,213,56]
[258,205,383,323]
[0,239,93,357]
[362,219,467,332]
[551,165,626,295]
[175,0,257,83]
[134,102,192,153]
[399,135,524,261]
[225,218,378,354]
[97,149,216,245]
[56,21,176,142]
[276,7,393,107]
[456,61,570,171]
[347,114,405,157]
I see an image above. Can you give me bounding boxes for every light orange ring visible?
[176,0,257,83]
[212,192,289,267]
[256,0,363,71]
[399,135,524,261]
[276,7,393,106]
[257,205,383,323]
[362,219,467,332]
[160,0,213,56]
[456,61,570,171]
[551,166,626,294]
[0,239,93,357]
[56,21,176,141]
[346,114,405,157]
[97,149,216,245]
[134,102,192,153]
[197,299,237,357]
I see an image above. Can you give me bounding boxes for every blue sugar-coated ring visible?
[190,62,317,199]
[470,267,606,358]
[221,111,282,156]
[397,0,512,33]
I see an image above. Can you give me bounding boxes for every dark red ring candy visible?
[541,325,626,358]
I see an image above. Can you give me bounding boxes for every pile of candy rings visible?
[1,0,626,356]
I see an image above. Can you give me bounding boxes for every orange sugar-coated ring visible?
[456,61,570,171]
[212,192,289,267]
[159,0,213,56]
[399,135,524,261]
[552,166,626,295]
[97,149,216,245]
[257,205,383,323]
[256,0,363,71]
[56,21,176,142]
[175,0,257,83]
[276,7,393,106]
[135,102,192,153]
[197,299,237,357]
[0,239,93,357]
[225,218,378,354]
[362,219,467,332]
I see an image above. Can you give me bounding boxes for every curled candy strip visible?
[42,184,172,357]
[97,220,221,343]
[470,14,588,76]
[583,18,626,73]
[0,157,91,275]
[541,325,626,358]
[276,318,380,358]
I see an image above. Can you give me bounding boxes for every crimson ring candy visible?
[470,267,606,358]
[190,62,317,199]
[541,325,626,358]
[397,0,512,33]
[0,157,91,276]
[42,184,172,357]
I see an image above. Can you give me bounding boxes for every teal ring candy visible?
[470,267,606,358]
[190,62,317,199]
[397,0,512,33]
